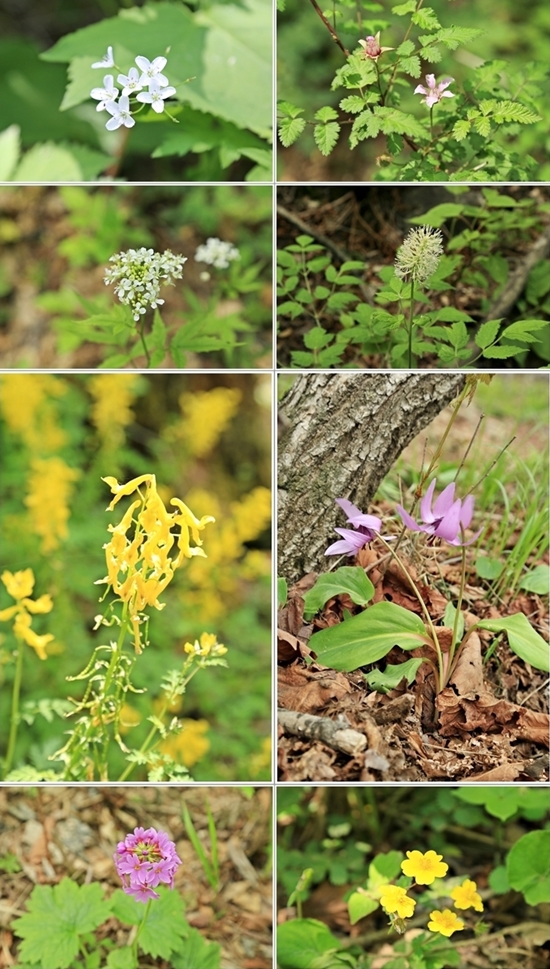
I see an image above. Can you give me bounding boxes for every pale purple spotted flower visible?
[114,826,181,903]
[396,479,482,547]
[325,497,383,556]
[414,74,455,108]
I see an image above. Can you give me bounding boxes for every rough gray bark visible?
[278,372,466,581]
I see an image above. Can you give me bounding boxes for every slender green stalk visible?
[429,105,434,140]
[451,538,467,654]
[132,897,152,963]
[4,641,24,778]
[138,316,151,367]
[407,278,415,368]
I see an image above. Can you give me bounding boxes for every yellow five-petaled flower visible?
[0,569,54,660]
[401,850,449,885]
[451,879,484,912]
[427,909,465,937]
[379,884,416,919]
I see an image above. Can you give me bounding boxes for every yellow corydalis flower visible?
[178,387,242,457]
[89,374,140,451]
[401,850,449,885]
[451,879,484,912]
[379,884,416,919]
[25,457,81,553]
[98,475,214,650]
[183,631,227,658]
[427,909,465,937]
[0,569,54,660]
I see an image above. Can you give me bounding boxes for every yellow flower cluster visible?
[24,457,81,553]
[0,374,67,451]
[183,631,227,658]
[0,569,54,660]
[98,474,214,650]
[160,718,210,767]
[378,851,484,938]
[89,374,140,452]
[176,387,243,457]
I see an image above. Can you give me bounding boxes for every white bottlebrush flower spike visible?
[194,238,241,269]
[92,46,115,69]
[394,226,444,283]
[90,75,119,111]
[104,248,187,321]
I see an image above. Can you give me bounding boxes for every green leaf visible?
[409,203,466,227]
[453,119,471,141]
[348,891,379,923]
[339,95,367,114]
[502,319,549,343]
[519,565,549,595]
[277,919,350,969]
[454,787,550,822]
[364,658,424,693]
[396,40,415,56]
[492,101,542,125]
[310,601,432,672]
[107,948,137,969]
[481,344,524,359]
[304,328,332,350]
[412,8,441,30]
[303,567,375,619]
[0,125,20,179]
[12,879,110,969]
[436,26,484,50]
[278,576,288,608]
[12,143,83,181]
[279,116,306,147]
[474,614,549,672]
[474,318,501,350]
[171,927,221,968]
[507,831,550,904]
[111,887,188,960]
[392,1,417,14]
[475,555,503,580]
[315,106,339,123]
[314,121,340,156]
[400,55,421,78]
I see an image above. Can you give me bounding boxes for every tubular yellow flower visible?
[427,909,465,937]
[89,374,139,451]
[177,387,242,457]
[25,457,81,553]
[401,850,449,885]
[97,475,215,652]
[379,885,416,919]
[0,374,67,451]
[0,569,54,660]
[451,879,484,912]
[183,632,227,658]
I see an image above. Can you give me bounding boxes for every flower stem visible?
[132,897,152,963]
[138,316,151,367]
[377,535,443,690]
[4,641,23,778]
[429,105,434,139]
[407,278,415,368]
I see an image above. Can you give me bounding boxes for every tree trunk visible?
[278,372,466,581]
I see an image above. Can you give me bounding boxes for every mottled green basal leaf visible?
[303,567,374,619]
[12,879,110,969]
[310,601,432,672]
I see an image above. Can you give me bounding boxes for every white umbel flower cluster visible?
[394,226,444,283]
[194,238,241,270]
[104,248,187,321]
[91,48,176,129]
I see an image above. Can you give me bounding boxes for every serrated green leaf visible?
[310,601,432,672]
[13,880,110,969]
[420,44,442,63]
[303,327,332,350]
[449,320,469,349]
[112,888,188,960]
[502,319,549,342]
[481,344,524,358]
[412,8,441,30]
[396,40,415,56]
[279,116,306,147]
[392,1,417,14]
[373,106,427,140]
[453,119,471,141]
[436,26,484,50]
[107,948,137,969]
[474,116,492,137]
[303,567,375,619]
[278,101,304,119]
[314,121,340,155]
[475,318,501,349]
[475,614,549,672]
[400,55,421,78]
[339,95,367,114]
[315,106,339,122]
[171,927,221,968]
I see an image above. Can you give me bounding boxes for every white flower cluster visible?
[91,46,176,130]
[104,248,187,321]
[194,238,241,270]
[394,226,444,283]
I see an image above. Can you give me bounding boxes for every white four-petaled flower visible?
[105,95,136,130]
[117,67,143,97]
[136,78,177,113]
[90,75,119,111]
[92,46,115,69]
[135,55,170,87]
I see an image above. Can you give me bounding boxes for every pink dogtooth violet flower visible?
[414,74,455,108]
[396,479,482,547]
[325,497,383,556]
[358,32,395,61]
[114,826,181,903]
